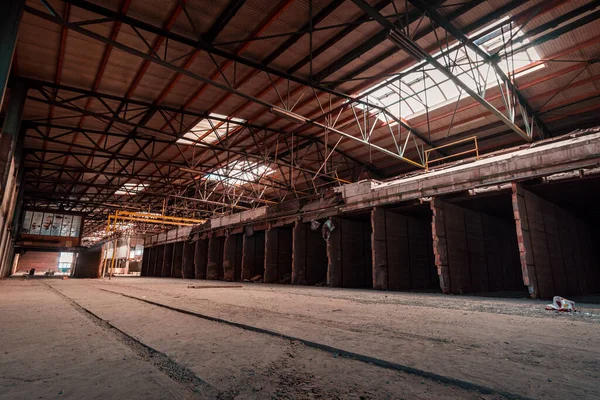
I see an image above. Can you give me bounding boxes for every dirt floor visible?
[1,277,599,399]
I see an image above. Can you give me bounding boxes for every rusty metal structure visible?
[1,0,600,293]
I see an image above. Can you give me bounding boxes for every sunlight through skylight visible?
[357,18,545,123]
[177,113,246,146]
[206,160,274,186]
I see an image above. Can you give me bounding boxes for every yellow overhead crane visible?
[100,211,206,279]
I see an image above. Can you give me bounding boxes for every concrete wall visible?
[431,199,523,294]
[513,184,600,299]
[292,221,327,285]
[371,208,437,291]
[207,236,225,280]
[241,230,265,281]
[163,243,174,277]
[182,241,195,279]
[194,239,208,279]
[327,217,372,288]
[141,247,150,276]
[223,233,243,281]
[172,241,184,278]
[264,227,293,283]
[16,251,59,274]
[155,245,165,278]
[73,245,102,278]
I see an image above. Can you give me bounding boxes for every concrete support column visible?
[172,241,184,278]
[512,183,599,299]
[264,226,293,283]
[431,199,450,293]
[241,231,265,281]
[206,236,224,280]
[0,0,25,110]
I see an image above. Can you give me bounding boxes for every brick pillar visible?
[371,208,388,290]
[431,199,450,293]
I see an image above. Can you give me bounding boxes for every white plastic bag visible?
[545,296,576,312]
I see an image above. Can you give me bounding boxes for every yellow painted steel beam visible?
[114,210,206,224]
[107,215,196,227]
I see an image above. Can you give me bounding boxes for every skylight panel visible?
[206,160,274,186]
[177,113,246,146]
[115,183,148,195]
[356,18,544,123]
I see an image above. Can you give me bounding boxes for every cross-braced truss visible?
[16,0,600,238]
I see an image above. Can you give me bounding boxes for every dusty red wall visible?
[16,251,59,273]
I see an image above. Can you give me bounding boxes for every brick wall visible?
[223,234,243,281]
[431,198,523,294]
[292,221,327,285]
[264,227,293,283]
[16,251,60,274]
[513,183,599,299]
[73,244,102,278]
[241,231,265,281]
[328,217,372,288]
[372,208,437,291]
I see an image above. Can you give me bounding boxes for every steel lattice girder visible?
[350,0,535,142]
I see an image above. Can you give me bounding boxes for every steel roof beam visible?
[350,0,532,143]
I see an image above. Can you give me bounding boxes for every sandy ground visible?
[1,278,599,399]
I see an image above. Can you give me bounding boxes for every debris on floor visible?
[279,274,291,284]
[187,285,242,289]
[545,296,576,312]
[250,274,262,282]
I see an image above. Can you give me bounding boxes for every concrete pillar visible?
[292,221,327,285]
[512,183,598,299]
[194,238,208,279]
[172,241,184,278]
[326,217,372,288]
[241,230,265,281]
[223,233,243,281]
[264,226,293,283]
[0,0,25,110]
[182,241,195,279]
[206,236,224,280]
